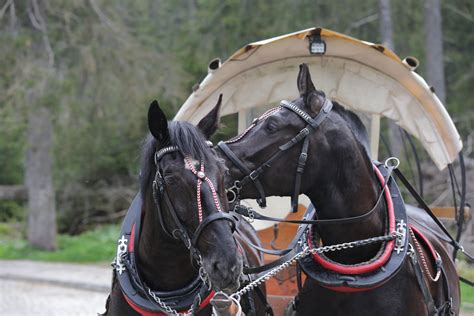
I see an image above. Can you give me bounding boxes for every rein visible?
[218,97,333,211]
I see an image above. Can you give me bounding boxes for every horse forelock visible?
[140,121,211,198]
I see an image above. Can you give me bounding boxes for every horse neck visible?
[136,190,197,291]
[307,136,386,263]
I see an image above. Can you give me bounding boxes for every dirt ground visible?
[0,279,108,316]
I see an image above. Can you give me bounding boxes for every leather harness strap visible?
[409,246,439,316]
[217,141,268,207]
[218,97,333,212]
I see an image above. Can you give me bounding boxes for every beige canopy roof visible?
[175,27,462,170]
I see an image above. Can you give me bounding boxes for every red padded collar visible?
[308,164,396,275]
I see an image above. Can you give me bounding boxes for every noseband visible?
[218,97,333,212]
[152,145,237,261]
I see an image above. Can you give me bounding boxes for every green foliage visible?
[461,282,474,311]
[0,109,25,184]
[0,224,119,263]
[0,201,25,222]
[0,0,472,233]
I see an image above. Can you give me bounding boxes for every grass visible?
[0,222,473,309]
[459,263,474,311]
[0,223,119,263]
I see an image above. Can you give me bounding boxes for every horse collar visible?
[113,193,214,314]
[298,163,409,292]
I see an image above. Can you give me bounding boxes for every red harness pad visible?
[298,163,409,292]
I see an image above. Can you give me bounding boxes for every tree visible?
[24,0,57,250]
[378,0,403,158]
[423,0,446,104]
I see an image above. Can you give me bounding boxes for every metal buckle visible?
[299,152,308,164]
[249,170,259,181]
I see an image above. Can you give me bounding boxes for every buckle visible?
[299,152,308,164]
[249,170,259,181]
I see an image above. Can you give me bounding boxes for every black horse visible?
[104,101,267,315]
[207,64,460,315]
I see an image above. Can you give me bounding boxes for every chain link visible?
[231,232,398,299]
[146,287,189,315]
[135,232,399,314]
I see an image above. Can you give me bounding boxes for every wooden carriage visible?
[174,27,469,314]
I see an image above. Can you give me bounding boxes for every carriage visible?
[173,27,470,314]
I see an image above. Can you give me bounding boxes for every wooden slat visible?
[431,206,471,221]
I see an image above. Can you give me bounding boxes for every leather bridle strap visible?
[192,212,237,247]
[280,98,332,212]
[234,164,394,227]
[218,98,333,212]
[236,204,316,257]
[153,146,237,258]
[217,141,268,207]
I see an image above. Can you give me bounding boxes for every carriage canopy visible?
[175,27,462,171]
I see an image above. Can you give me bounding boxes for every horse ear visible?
[197,94,222,139]
[148,100,169,143]
[297,63,316,100]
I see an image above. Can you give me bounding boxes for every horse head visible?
[145,99,242,293]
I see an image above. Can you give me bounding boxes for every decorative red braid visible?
[184,156,222,223]
[225,106,282,144]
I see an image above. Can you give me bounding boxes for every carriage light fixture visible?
[309,34,326,55]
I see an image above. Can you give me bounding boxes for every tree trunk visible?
[379,0,395,50]
[26,102,57,250]
[423,0,446,104]
[378,0,403,157]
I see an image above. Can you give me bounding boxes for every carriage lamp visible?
[309,34,326,55]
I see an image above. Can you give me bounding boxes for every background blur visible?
[0,0,473,313]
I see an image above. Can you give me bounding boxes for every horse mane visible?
[140,121,210,196]
[331,101,371,158]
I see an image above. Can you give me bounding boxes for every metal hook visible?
[384,157,400,169]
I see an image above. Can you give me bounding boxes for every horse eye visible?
[265,119,278,133]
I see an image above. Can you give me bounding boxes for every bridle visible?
[218,96,333,212]
[152,145,237,266]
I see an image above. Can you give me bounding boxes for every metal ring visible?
[384,157,400,169]
[234,180,242,190]
[226,189,237,204]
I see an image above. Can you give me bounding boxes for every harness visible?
[219,97,458,314]
[113,145,237,315]
[218,98,333,211]
[297,163,408,292]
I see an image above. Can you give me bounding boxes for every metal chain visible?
[231,232,399,300]
[138,232,399,314]
[146,287,193,316]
